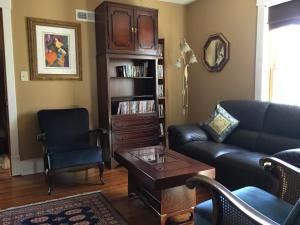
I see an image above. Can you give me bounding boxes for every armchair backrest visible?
[37,108,90,150]
[261,150,300,205]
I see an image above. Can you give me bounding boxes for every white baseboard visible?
[12,157,44,176]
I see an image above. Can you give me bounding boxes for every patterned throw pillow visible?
[202,104,239,143]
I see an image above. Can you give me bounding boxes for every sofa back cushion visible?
[256,103,300,154]
[220,100,270,151]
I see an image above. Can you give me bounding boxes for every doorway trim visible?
[0,0,20,176]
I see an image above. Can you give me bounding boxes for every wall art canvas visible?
[27,18,82,80]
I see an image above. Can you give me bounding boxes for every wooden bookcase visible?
[95,2,161,166]
[158,39,167,145]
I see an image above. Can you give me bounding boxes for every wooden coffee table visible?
[114,145,215,225]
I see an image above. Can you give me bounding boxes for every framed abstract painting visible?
[27,18,82,80]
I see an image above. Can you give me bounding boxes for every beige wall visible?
[186,0,257,122]
[12,0,186,160]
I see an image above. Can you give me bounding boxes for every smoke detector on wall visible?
[76,9,95,22]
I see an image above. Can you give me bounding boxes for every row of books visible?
[157,65,164,79]
[117,100,155,115]
[158,84,164,97]
[158,104,164,117]
[116,62,148,77]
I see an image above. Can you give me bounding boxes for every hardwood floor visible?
[0,167,168,225]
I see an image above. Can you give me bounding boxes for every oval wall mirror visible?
[203,33,230,72]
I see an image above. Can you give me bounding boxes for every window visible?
[269,24,300,105]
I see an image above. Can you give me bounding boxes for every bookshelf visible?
[95,1,161,166]
[158,39,167,145]
[96,53,160,166]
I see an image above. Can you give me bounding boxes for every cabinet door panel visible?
[108,6,134,50]
[135,9,158,53]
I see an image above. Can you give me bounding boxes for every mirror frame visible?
[203,33,230,72]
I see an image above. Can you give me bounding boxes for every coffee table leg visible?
[128,171,137,197]
[160,214,168,225]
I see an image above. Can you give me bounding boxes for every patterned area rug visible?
[0,191,129,225]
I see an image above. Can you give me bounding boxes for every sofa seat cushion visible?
[177,141,248,166]
[215,152,279,193]
[47,146,102,170]
[194,186,293,225]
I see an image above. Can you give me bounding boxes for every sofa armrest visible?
[168,123,208,150]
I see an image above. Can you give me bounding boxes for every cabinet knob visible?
[131,27,134,33]
[134,28,137,33]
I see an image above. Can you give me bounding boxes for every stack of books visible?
[160,123,164,136]
[116,62,149,77]
[117,100,155,115]
[157,65,164,79]
[158,85,164,97]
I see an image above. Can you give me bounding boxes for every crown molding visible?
[159,0,195,5]
[257,0,291,7]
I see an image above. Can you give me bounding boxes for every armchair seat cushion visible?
[177,141,247,166]
[47,145,102,170]
[195,186,293,225]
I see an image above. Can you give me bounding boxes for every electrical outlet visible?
[20,71,29,81]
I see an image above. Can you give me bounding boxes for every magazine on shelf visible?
[117,100,155,115]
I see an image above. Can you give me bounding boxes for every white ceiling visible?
[159,0,196,5]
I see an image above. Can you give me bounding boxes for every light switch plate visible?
[20,71,29,81]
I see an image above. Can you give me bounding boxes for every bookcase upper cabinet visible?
[95,2,158,55]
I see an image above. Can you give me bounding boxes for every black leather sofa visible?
[168,100,300,193]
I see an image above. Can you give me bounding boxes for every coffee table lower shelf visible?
[128,172,196,225]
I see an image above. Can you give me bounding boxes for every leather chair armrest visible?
[168,123,208,150]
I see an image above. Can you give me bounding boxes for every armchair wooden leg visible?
[46,169,54,195]
[99,163,105,185]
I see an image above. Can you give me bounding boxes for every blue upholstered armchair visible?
[186,149,300,225]
[37,108,106,195]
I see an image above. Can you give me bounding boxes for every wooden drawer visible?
[111,113,158,131]
[112,126,159,152]
[112,126,158,143]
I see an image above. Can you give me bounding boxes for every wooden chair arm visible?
[89,128,108,135]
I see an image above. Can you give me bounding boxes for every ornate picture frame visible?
[27,17,82,80]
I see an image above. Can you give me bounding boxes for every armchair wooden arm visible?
[89,128,108,135]
[37,133,46,142]
[37,133,47,155]
[186,175,279,225]
[89,128,108,148]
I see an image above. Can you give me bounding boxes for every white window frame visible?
[255,0,292,100]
